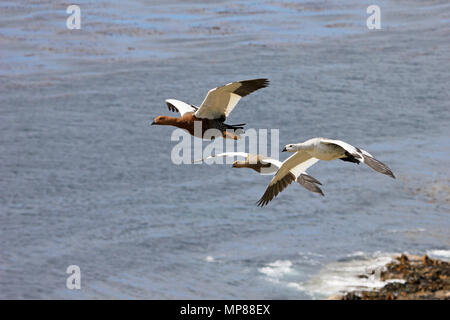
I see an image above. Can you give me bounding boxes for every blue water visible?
[0,0,449,299]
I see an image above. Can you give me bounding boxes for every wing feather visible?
[257,151,314,206]
[165,99,197,116]
[194,79,269,120]
[321,139,394,178]
[321,139,358,155]
[297,174,324,196]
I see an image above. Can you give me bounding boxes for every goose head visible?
[151,115,173,126]
[282,144,296,152]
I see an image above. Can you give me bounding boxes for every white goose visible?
[257,138,395,206]
[194,152,324,195]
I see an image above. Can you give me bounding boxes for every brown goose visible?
[194,152,324,196]
[151,79,269,140]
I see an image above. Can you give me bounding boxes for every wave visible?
[260,252,407,299]
[427,249,450,261]
[258,260,295,282]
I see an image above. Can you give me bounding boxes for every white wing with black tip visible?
[321,139,395,178]
[165,99,198,116]
[321,139,373,157]
[194,79,269,120]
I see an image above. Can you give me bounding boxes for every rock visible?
[399,254,409,264]
[422,254,433,266]
[332,253,450,300]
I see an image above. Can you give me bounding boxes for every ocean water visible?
[0,0,449,299]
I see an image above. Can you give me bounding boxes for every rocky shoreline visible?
[331,254,450,300]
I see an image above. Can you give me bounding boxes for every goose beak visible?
[282,147,287,152]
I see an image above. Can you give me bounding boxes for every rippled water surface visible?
[1,0,449,299]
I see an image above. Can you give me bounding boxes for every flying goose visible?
[194,152,324,195]
[151,79,269,140]
[256,138,395,206]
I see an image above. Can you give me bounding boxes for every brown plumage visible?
[152,78,269,140]
[152,113,242,140]
[232,154,273,172]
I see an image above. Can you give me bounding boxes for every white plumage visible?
[165,79,269,121]
[257,138,395,206]
[194,152,323,195]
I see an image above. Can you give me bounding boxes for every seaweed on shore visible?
[339,254,450,300]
